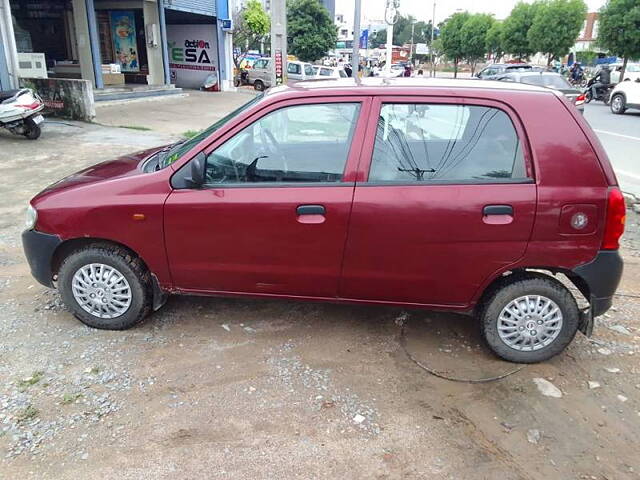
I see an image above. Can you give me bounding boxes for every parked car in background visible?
[23,78,624,364]
[496,71,586,113]
[476,63,533,80]
[610,63,640,83]
[313,66,349,79]
[247,57,271,91]
[609,79,640,114]
[247,59,315,90]
[287,61,315,82]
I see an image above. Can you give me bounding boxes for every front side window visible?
[304,64,314,76]
[205,103,360,184]
[368,103,527,183]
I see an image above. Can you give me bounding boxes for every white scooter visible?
[0,88,45,140]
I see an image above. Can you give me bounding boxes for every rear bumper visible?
[22,229,62,288]
[571,250,623,336]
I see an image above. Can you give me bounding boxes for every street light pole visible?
[352,0,362,79]
[384,0,399,75]
[430,0,436,77]
[270,0,287,87]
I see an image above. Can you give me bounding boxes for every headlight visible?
[25,204,37,230]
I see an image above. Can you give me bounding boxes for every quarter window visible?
[368,103,527,182]
[205,103,360,184]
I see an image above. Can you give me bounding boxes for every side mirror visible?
[187,152,206,188]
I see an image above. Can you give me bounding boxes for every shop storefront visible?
[0,0,233,103]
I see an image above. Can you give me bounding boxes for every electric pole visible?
[352,0,362,79]
[270,0,287,87]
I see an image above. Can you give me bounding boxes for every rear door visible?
[340,96,537,307]
[164,97,371,297]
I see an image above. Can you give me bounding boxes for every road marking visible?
[594,129,640,142]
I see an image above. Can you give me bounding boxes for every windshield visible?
[520,74,571,89]
[506,66,532,72]
[156,93,265,169]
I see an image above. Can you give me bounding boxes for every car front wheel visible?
[610,93,626,114]
[479,274,579,363]
[58,245,152,330]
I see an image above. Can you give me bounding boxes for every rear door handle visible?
[297,205,325,215]
[483,205,513,216]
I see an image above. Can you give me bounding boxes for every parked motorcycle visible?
[584,77,614,104]
[0,88,44,140]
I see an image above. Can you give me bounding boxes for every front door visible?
[164,98,370,298]
[340,97,536,307]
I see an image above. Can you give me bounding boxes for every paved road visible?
[583,102,640,197]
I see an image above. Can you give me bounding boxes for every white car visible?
[609,79,640,115]
[610,63,640,83]
[313,66,348,79]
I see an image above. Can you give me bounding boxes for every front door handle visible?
[483,205,513,216]
[297,205,325,215]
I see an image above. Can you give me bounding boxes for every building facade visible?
[0,0,233,93]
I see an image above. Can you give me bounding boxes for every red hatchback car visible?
[23,78,624,363]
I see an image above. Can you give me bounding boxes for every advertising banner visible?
[110,11,139,72]
[167,25,219,89]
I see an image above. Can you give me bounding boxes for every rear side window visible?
[320,68,332,76]
[287,63,301,74]
[304,64,314,76]
[368,103,527,183]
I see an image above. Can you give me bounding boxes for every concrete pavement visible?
[94,89,257,136]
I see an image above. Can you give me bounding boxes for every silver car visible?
[247,59,315,90]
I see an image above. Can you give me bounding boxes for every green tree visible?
[598,0,640,81]
[439,11,471,77]
[232,0,270,63]
[502,1,541,59]
[485,21,504,62]
[369,15,434,49]
[287,0,337,62]
[460,14,495,74]
[528,0,587,65]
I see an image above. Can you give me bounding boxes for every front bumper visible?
[22,229,62,288]
[571,250,623,335]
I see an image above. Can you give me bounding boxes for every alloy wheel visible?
[497,295,563,351]
[71,263,132,319]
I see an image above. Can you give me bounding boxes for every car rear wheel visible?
[254,80,265,91]
[58,245,152,330]
[610,93,627,114]
[479,274,579,363]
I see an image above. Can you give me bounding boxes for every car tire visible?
[23,118,41,140]
[58,244,152,330]
[610,93,627,114]
[254,80,265,91]
[478,273,580,363]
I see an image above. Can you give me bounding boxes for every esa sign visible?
[167,24,219,89]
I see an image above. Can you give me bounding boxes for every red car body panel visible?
[28,79,620,312]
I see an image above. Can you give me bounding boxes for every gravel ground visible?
[0,117,639,479]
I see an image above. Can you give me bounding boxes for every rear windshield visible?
[520,75,571,89]
[505,66,532,72]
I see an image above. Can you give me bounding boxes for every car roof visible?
[503,71,563,77]
[266,77,555,98]
[488,63,531,67]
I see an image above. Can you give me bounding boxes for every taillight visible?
[602,187,626,250]
[575,94,586,106]
[17,102,40,110]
